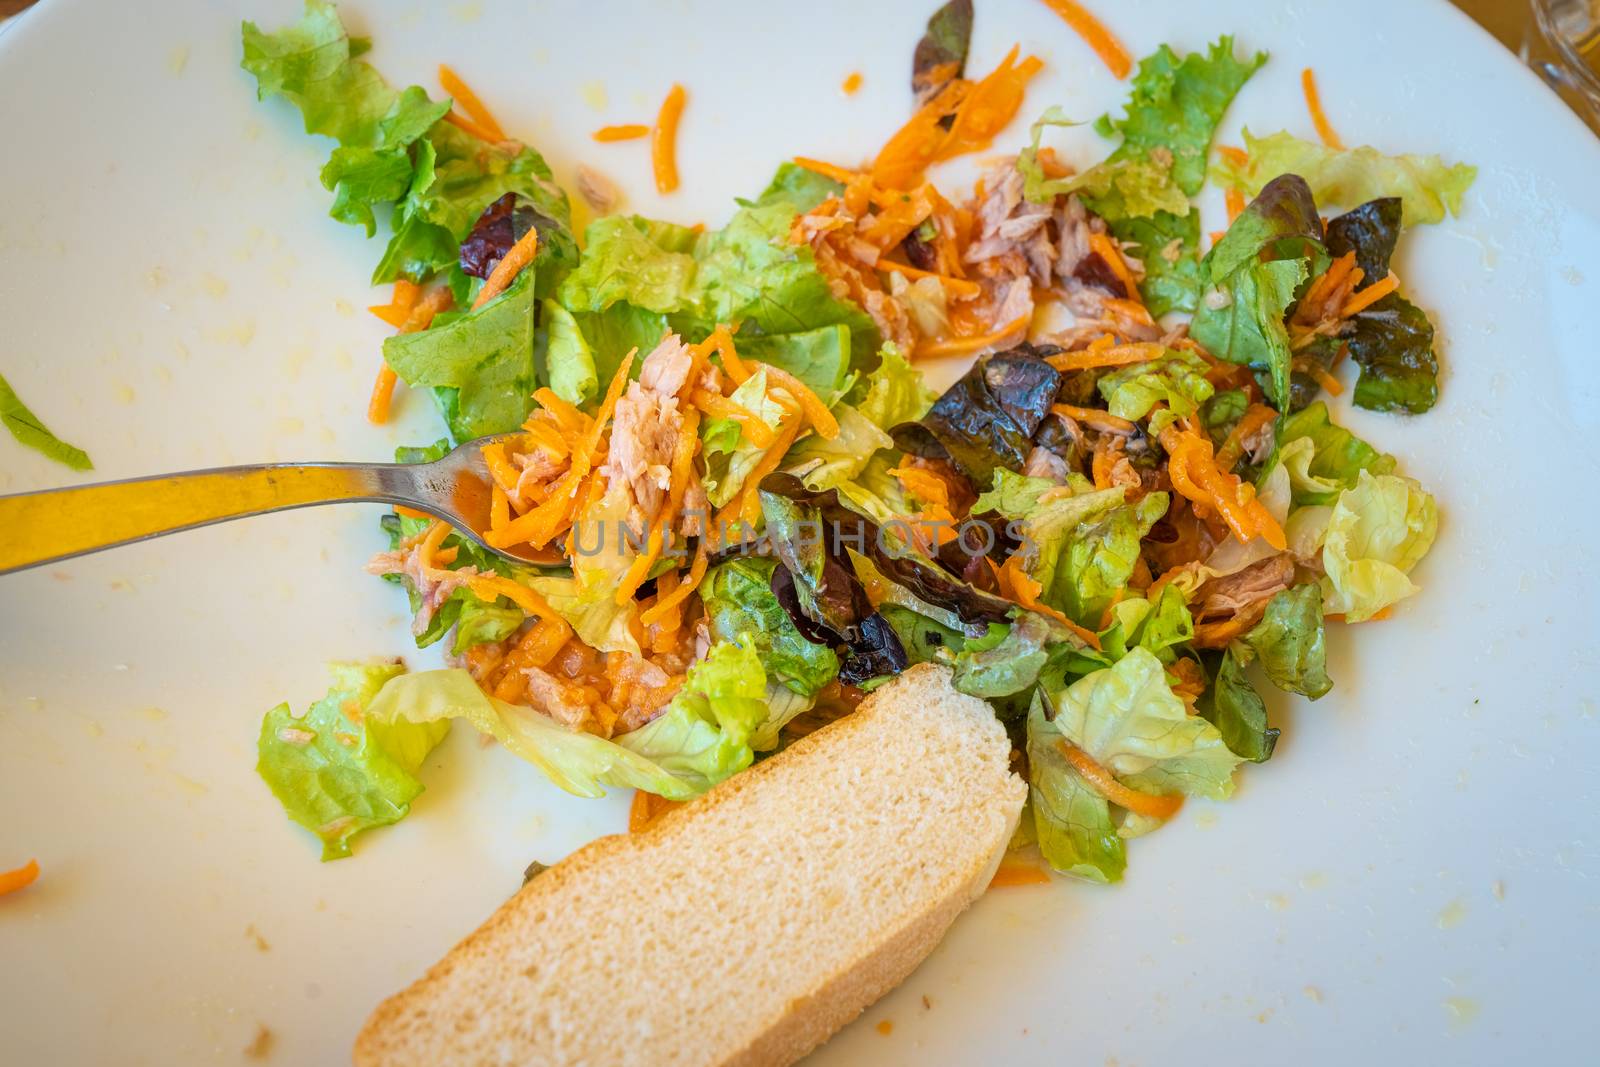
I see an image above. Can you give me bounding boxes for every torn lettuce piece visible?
[256,661,447,860]
[1212,129,1476,224]
[366,669,699,801]
[0,371,92,471]
[1048,646,1244,801]
[541,298,599,406]
[1190,174,1325,410]
[1196,647,1278,762]
[703,557,840,699]
[1275,401,1396,506]
[1096,348,1215,427]
[700,368,787,508]
[382,269,537,440]
[1027,699,1126,883]
[614,641,771,793]
[1317,471,1438,622]
[1031,490,1169,629]
[784,403,894,491]
[1236,584,1332,699]
[851,342,938,429]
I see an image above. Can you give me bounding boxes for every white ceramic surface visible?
[3,0,1598,1063]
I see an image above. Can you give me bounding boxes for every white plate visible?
[3,0,1598,1062]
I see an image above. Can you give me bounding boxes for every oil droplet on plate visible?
[1436,898,1468,929]
[1443,996,1479,1027]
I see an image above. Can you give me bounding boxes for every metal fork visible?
[0,433,548,575]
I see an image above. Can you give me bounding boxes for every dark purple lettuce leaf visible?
[912,0,972,108]
[759,473,1014,636]
[890,346,1063,491]
[1322,197,1439,414]
[459,192,566,280]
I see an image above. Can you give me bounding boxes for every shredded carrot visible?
[998,556,1102,649]
[468,574,560,622]
[628,790,686,832]
[1088,232,1140,299]
[871,48,1043,188]
[1091,438,1118,489]
[841,71,864,96]
[480,442,520,494]
[1339,271,1400,318]
[592,123,650,142]
[0,858,39,897]
[755,363,839,440]
[1296,358,1344,397]
[582,349,636,457]
[728,406,804,530]
[473,226,540,309]
[368,279,420,327]
[793,156,858,184]
[1104,296,1156,327]
[1038,0,1132,78]
[1052,403,1137,435]
[1193,613,1257,648]
[615,407,702,605]
[1160,425,1286,551]
[530,388,590,436]
[876,259,982,298]
[368,288,452,424]
[916,314,1030,359]
[439,64,507,142]
[417,520,452,571]
[394,505,434,521]
[690,388,778,448]
[1214,403,1277,470]
[652,84,687,194]
[1059,740,1184,818]
[707,325,752,384]
[490,484,510,530]
[441,108,499,142]
[1046,342,1164,372]
[640,542,708,626]
[1300,67,1344,150]
[1215,144,1248,168]
[367,364,399,424]
[989,860,1051,888]
[1225,186,1246,223]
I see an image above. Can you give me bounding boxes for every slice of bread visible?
[354,662,1026,1067]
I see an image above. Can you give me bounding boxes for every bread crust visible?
[354,663,1024,1067]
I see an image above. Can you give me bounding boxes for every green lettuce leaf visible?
[1096,348,1214,428]
[1099,584,1194,665]
[377,513,526,654]
[1318,471,1438,622]
[1190,174,1325,409]
[614,641,770,793]
[1345,295,1440,414]
[256,661,447,860]
[1236,583,1331,698]
[1212,129,1477,225]
[366,669,698,800]
[525,572,641,657]
[972,469,1069,519]
[382,270,537,440]
[558,214,700,315]
[1098,37,1268,197]
[703,557,840,699]
[1024,490,1169,628]
[0,371,92,470]
[736,324,855,401]
[1275,401,1395,506]
[946,611,1066,698]
[700,368,787,508]
[784,403,894,491]
[851,342,937,429]
[1020,39,1264,314]
[1049,646,1244,801]
[319,86,450,235]
[241,0,394,148]
[541,298,599,406]
[1196,647,1278,762]
[1026,699,1125,883]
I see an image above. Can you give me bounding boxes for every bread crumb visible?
[875,1020,893,1036]
[1303,985,1323,1004]
[245,924,270,952]
[243,1023,273,1058]
[921,994,932,1011]
[1491,880,1505,901]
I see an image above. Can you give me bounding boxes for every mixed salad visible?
[240,0,1469,882]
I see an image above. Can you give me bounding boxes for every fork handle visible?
[0,463,422,575]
